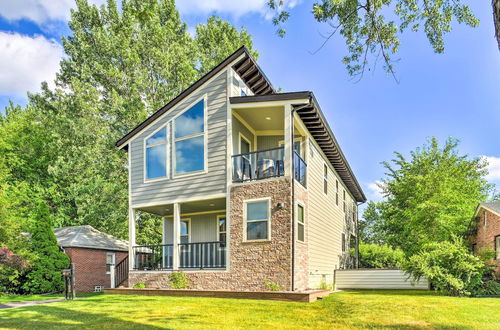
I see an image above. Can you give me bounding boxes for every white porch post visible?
[284,103,293,177]
[128,208,136,271]
[172,203,181,270]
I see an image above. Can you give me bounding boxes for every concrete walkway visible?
[0,298,66,309]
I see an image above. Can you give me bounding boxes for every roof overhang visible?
[230,92,367,203]
[473,204,500,217]
[115,46,273,150]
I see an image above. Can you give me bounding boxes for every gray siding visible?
[335,269,429,290]
[257,135,282,150]
[129,71,228,206]
[232,116,254,154]
[163,213,223,244]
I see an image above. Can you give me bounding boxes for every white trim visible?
[230,99,309,109]
[243,197,272,242]
[180,218,191,243]
[256,130,284,136]
[238,132,252,154]
[296,201,306,243]
[232,112,257,136]
[216,214,227,243]
[143,124,169,183]
[106,252,115,275]
[164,209,226,218]
[474,205,500,218]
[131,193,227,209]
[172,94,208,178]
[226,68,233,272]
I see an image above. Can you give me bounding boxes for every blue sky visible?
[0,0,499,203]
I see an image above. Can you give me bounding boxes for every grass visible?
[0,293,62,304]
[0,290,498,329]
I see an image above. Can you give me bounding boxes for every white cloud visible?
[0,32,64,96]
[176,0,301,19]
[0,0,106,25]
[367,180,385,201]
[483,155,500,182]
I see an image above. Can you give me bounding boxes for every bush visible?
[169,271,189,289]
[133,282,146,289]
[403,237,485,296]
[476,280,500,295]
[0,247,29,294]
[358,243,405,269]
[263,280,282,291]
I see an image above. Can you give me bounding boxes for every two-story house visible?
[115,46,366,291]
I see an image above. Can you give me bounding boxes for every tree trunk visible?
[494,0,500,50]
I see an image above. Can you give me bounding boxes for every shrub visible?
[358,243,405,269]
[0,247,29,294]
[22,203,70,294]
[133,282,146,289]
[476,280,500,295]
[169,271,189,289]
[403,237,485,296]
[263,280,282,291]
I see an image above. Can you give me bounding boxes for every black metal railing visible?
[179,241,226,269]
[114,256,128,287]
[133,244,173,270]
[294,151,307,187]
[232,146,284,182]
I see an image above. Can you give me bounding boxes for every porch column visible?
[172,203,181,270]
[128,208,136,271]
[284,103,293,177]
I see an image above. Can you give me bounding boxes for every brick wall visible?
[64,247,128,293]
[472,209,500,274]
[130,178,296,291]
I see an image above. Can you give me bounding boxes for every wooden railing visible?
[114,256,128,288]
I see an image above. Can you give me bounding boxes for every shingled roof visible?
[476,201,500,216]
[55,225,128,252]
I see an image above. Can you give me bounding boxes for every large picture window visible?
[145,126,167,180]
[297,204,305,242]
[174,99,205,175]
[245,199,270,241]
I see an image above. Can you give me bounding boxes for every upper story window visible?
[174,100,205,175]
[323,164,328,195]
[297,204,305,242]
[343,190,346,212]
[145,126,167,180]
[335,180,339,206]
[245,199,270,241]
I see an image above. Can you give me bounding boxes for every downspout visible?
[290,105,296,292]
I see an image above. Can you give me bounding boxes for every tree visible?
[359,201,387,244]
[23,202,70,294]
[267,0,481,79]
[369,137,492,255]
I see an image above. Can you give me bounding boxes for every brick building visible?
[471,202,500,274]
[55,225,128,292]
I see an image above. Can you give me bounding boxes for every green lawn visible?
[0,290,498,329]
[0,294,62,304]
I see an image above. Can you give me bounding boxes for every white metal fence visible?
[335,269,430,290]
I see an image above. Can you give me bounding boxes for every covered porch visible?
[129,197,227,271]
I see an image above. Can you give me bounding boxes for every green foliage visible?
[263,280,282,291]
[358,243,405,269]
[476,280,500,295]
[169,271,190,289]
[0,247,29,294]
[367,137,492,256]
[22,203,70,294]
[133,282,146,289]
[403,237,485,296]
[267,0,478,78]
[359,201,386,244]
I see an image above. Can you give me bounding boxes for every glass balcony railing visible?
[232,147,285,182]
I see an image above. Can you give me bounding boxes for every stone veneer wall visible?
[293,182,309,291]
[129,178,296,291]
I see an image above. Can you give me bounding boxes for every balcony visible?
[232,147,285,182]
[294,150,307,187]
[133,241,226,270]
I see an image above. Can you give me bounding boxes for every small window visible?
[297,204,305,242]
[106,253,115,273]
[484,212,488,227]
[174,100,205,175]
[145,126,167,180]
[335,180,339,206]
[180,219,190,244]
[341,233,346,252]
[218,216,227,243]
[343,190,346,212]
[323,164,328,195]
[496,235,500,260]
[240,89,246,96]
[245,200,270,241]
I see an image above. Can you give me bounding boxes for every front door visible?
[106,253,116,288]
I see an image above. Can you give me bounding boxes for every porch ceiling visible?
[137,197,226,216]
[233,106,284,131]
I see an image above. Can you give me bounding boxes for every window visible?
[145,126,167,180]
[335,180,339,206]
[106,253,115,273]
[174,99,205,175]
[245,199,270,241]
[240,89,247,96]
[323,164,328,195]
[484,212,488,227]
[496,235,500,260]
[297,204,305,242]
[343,190,346,212]
[218,216,227,243]
[180,219,190,243]
[341,233,346,252]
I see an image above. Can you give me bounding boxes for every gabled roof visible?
[474,202,500,217]
[55,225,128,252]
[116,46,274,149]
[230,92,366,203]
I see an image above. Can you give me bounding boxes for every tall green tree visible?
[358,201,386,244]
[268,0,480,79]
[364,137,492,255]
